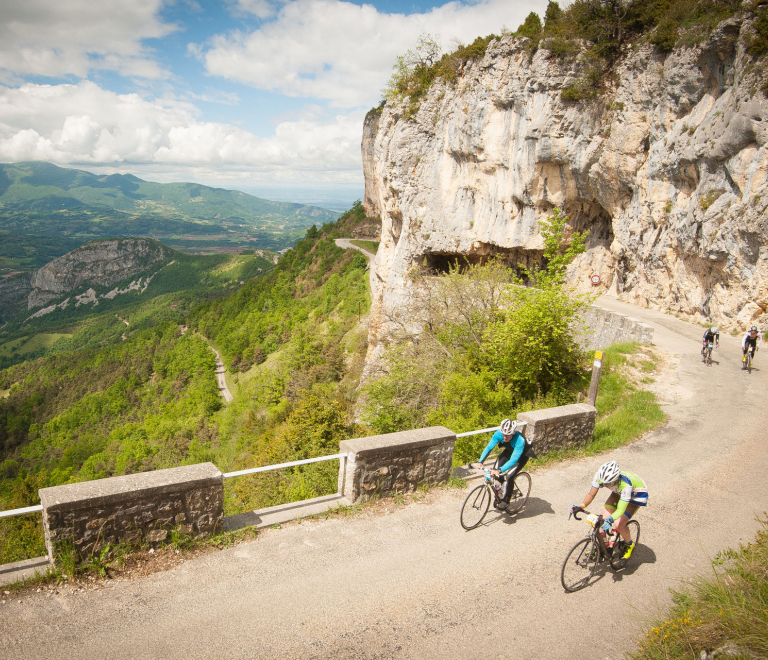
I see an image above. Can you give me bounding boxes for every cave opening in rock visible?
[563,201,614,248]
[420,246,543,277]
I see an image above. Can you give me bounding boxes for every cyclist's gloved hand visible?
[569,504,583,515]
[601,516,614,532]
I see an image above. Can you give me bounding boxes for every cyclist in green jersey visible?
[570,460,648,560]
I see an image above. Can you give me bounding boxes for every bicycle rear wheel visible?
[609,520,641,570]
[561,537,599,592]
[460,484,491,530]
[505,472,531,515]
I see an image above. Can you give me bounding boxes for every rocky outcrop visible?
[28,238,171,310]
[362,17,768,344]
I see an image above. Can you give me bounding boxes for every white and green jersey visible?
[592,470,648,518]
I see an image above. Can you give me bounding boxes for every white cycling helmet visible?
[597,460,621,485]
[750,325,759,333]
[710,326,718,333]
[500,418,517,435]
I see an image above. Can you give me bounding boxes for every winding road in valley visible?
[2,297,768,660]
[211,347,233,403]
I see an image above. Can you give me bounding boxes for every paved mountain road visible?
[2,297,767,660]
[335,237,376,261]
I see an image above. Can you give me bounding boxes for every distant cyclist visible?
[570,461,648,560]
[701,326,719,360]
[742,325,762,368]
[476,418,534,512]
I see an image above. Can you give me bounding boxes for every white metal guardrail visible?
[455,422,526,438]
[223,453,348,479]
[0,504,43,519]
[0,425,513,518]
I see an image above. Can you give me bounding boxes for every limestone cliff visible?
[362,17,768,345]
[28,238,172,310]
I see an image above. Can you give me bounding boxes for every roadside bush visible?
[363,207,590,439]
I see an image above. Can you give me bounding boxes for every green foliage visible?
[0,232,82,271]
[748,8,768,57]
[485,285,587,402]
[0,249,276,368]
[0,202,378,563]
[349,240,379,253]
[545,1,564,27]
[382,33,498,116]
[363,207,589,445]
[630,517,768,660]
[516,12,544,41]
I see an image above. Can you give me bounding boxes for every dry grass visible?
[630,518,768,660]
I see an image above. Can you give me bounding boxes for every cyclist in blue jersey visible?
[477,418,533,512]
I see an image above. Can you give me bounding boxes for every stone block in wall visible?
[517,403,597,455]
[578,306,654,351]
[39,463,223,563]
[339,427,455,503]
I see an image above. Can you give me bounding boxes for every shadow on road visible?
[576,543,658,592]
[474,497,556,529]
[610,543,657,584]
[503,497,556,524]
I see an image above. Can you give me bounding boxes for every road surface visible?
[211,347,233,403]
[1,297,766,660]
[335,238,376,262]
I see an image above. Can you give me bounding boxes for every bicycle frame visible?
[572,510,619,560]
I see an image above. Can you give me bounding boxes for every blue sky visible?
[0,0,546,205]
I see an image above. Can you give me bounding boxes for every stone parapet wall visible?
[578,305,654,351]
[517,404,597,455]
[339,427,455,503]
[39,463,223,562]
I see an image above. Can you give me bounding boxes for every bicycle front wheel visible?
[561,537,599,592]
[460,484,491,530]
[505,471,531,515]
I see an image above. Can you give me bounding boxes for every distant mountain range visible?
[0,162,341,265]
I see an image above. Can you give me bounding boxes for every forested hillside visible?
[0,246,276,370]
[0,204,372,562]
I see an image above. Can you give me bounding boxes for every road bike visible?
[560,508,640,592]
[460,464,531,530]
[702,341,714,366]
[743,348,756,373]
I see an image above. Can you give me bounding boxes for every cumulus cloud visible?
[0,0,176,81]
[0,82,363,181]
[197,0,547,107]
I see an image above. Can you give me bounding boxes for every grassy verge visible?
[350,240,379,253]
[545,343,664,466]
[629,518,768,660]
[461,342,667,470]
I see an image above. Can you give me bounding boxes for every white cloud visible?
[0,82,363,182]
[0,0,176,81]
[197,0,547,107]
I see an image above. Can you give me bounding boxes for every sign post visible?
[587,350,603,406]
